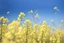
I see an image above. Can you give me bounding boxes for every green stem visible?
[26,25,28,43]
[0,20,3,43]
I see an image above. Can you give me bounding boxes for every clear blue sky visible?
[0,0,64,26]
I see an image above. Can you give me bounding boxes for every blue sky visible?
[0,0,64,26]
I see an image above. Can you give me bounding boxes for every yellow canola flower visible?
[4,32,13,39]
[15,27,23,38]
[0,16,4,21]
[51,20,54,22]
[38,30,44,41]
[35,13,39,19]
[18,26,22,31]
[17,12,25,21]
[43,37,46,40]
[50,37,53,41]
[17,17,21,21]
[42,20,46,25]
[1,13,64,43]
[1,16,4,19]
[30,10,33,13]
[23,28,26,33]
[3,18,8,23]
[38,34,42,41]
[61,20,64,23]
[9,41,16,43]
[2,38,9,43]
[19,12,25,18]
[57,40,60,43]
[0,16,9,24]
[2,24,7,33]
[0,28,1,34]
[15,31,22,38]
[53,37,56,41]
[8,21,20,30]
[10,29,15,34]
[30,31,33,36]
[41,20,47,29]
[56,29,60,35]
[0,18,2,21]
[24,19,32,25]
[54,6,59,11]
[8,26,15,30]
[11,21,20,25]
[15,39,21,43]
[28,10,33,14]
[34,24,38,29]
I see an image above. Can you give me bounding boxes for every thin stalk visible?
[0,20,3,43]
[26,25,28,43]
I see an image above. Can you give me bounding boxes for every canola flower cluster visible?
[0,11,64,43]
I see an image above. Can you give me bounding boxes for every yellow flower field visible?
[0,12,64,43]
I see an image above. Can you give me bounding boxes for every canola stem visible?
[26,25,28,43]
[0,20,3,43]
